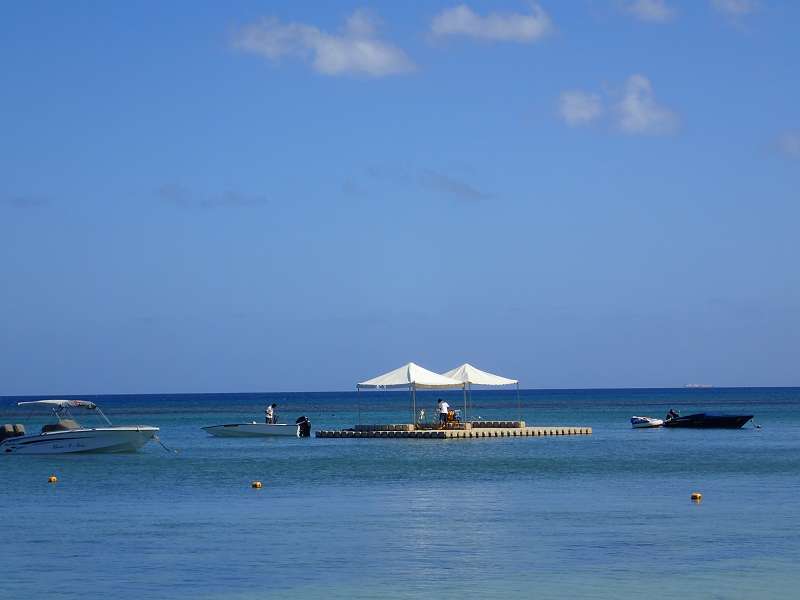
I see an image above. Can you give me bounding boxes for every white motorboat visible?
[630,415,664,429]
[203,416,311,438]
[1,400,159,455]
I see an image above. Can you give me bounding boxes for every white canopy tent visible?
[357,362,465,424]
[358,362,464,389]
[442,363,520,420]
[442,364,518,387]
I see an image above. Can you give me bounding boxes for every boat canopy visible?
[17,400,98,409]
[442,363,518,386]
[357,362,463,390]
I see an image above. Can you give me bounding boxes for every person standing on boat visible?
[265,403,277,424]
[437,399,450,428]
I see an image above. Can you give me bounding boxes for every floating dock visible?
[316,421,592,439]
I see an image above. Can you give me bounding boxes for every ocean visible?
[1,387,798,599]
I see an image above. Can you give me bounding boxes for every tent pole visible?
[463,384,467,422]
[357,386,361,425]
[517,382,521,422]
[412,384,417,428]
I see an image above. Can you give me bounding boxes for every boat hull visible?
[631,416,664,428]
[202,423,301,437]
[663,414,753,429]
[0,426,159,455]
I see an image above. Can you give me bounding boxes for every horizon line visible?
[2,384,799,399]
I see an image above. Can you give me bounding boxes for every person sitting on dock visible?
[438,399,450,428]
[265,403,278,424]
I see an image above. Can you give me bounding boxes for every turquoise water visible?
[2,388,799,599]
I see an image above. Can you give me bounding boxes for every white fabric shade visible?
[17,399,97,409]
[442,363,518,386]
[357,362,464,389]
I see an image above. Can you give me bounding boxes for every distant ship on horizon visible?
[684,383,713,388]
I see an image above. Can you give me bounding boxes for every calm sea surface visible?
[1,387,799,599]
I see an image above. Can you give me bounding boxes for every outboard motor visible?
[0,424,25,442]
[295,416,311,438]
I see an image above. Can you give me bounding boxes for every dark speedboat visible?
[663,413,753,429]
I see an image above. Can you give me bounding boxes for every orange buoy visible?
[251,480,263,489]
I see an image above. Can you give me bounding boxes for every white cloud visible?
[625,0,676,23]
[710,0,758,17]
[232,9,414,77]
[616,74,678,135]
[418,169,491,201]
[430,3,552,43]
[157,184,270,209]
[557,75,678,136]
[558,91,604,126]
[366,166,492,202]
[777,131,800,159]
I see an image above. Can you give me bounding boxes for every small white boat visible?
[203,416,311,438]
[630,416,664,429]
[1,400,158,455]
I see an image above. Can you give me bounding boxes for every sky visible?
[1,0,798,395]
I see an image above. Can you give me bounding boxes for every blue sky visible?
[2,1,798,394]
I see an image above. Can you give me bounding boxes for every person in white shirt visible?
[437,399,450,428]
[265,403,277,424]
